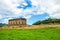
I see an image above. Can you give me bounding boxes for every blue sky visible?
[0,0,60,25]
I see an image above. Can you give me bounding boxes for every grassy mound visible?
[0,27,60,40]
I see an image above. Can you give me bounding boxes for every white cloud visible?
[23,15,32,19]
[0,0,60,24]
[2,17,13,24]
[0,15,3,19]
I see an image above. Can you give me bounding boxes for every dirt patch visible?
[0,24,60,29]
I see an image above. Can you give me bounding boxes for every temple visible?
[8,18,26,26]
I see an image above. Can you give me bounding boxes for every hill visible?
[32,18,60,25]
[0,27,60,40]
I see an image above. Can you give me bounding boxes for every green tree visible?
[0,23,3,27]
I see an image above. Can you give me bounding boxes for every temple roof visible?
[9,18,26,21]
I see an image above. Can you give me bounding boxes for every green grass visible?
[0,27,60,40]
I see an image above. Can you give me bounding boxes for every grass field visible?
[0,27,60,40]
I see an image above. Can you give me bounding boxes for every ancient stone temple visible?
[8,18,26,26]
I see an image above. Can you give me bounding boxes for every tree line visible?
[0,23,3,27]
[32,18,60,25]
[0,23,7,27]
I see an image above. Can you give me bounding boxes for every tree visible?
[0,23,3,27]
